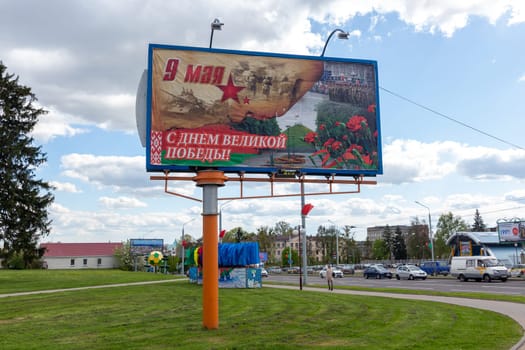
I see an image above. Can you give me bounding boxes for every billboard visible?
[498,221,525,242]
[146,44,382,177]
[130,238,164,255]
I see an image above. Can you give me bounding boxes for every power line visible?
[379,86,525,151]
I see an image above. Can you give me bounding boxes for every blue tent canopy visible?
[218,242,260,267]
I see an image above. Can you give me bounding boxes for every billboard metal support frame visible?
[149,170,376,329]
[150,172,377,202]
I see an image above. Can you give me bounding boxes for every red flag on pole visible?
[301,203,314,216]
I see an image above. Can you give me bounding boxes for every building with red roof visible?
[40,242,123,269]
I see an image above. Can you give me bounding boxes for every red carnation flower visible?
[304,131,318,144]
[346,115,367,132]
[323,138,335,148]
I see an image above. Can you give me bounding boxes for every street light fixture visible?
[321,28,349,57]
[180,217,196,275]
[209,18,224,49]
[415,201,435,264]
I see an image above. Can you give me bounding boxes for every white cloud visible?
[99,196,147,209]
[376,0,522,37]
[519,74,525,83]
[381,140,525,184]
[32,105,89,143]
[59,154,198,196]
[5,48,76,73]
[49,181,82,193]
[60,154,149,189]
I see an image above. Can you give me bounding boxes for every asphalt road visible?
[267,273,525,296]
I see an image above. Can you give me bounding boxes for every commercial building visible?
[446,231,524,266]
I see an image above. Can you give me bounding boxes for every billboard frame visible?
[145,44,382,178]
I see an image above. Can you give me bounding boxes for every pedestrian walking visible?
[326,265,334,291]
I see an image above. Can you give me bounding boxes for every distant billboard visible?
[130,238,164,255]
[497,221,525,242]
[145,44,382,177]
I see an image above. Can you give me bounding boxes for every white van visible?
[450,256,509,282]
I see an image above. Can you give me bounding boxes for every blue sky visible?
[1,0,525,243]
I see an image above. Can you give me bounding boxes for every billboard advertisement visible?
[146,44,382,177]
[498,221,525,242]
[130,238,164,255]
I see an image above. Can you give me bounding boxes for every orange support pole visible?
[194,170,227,330]
[202,212,219,329]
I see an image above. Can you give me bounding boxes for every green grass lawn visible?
[0,270,522,349]
[0,269,178,294]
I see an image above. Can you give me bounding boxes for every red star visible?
[217,73,245,103]
[243,96,250,104]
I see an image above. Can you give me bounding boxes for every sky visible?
[1,0,525,244]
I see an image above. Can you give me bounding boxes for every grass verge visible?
[0,270,522,349]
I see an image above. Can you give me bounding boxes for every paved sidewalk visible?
[267,284,525,350]
[0,279,181,298]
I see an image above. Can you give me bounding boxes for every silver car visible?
[320,267,344,278]
[396,265,427,280]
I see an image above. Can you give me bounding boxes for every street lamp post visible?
[180,218,196,275]
[515,243,519,265]
[218,200,233,234]
[293,226,306,290]
[321,28,349,57]
[415,201,435,266]
[209,18,223,49]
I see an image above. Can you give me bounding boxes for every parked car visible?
[261,268,268,277]
[319,267,344,278]
[396,265,428,280]
[510,264,525,278]
[339,264,355,275]
[267,267,282,274]
[419,261,449,276]
[363,265,392,279]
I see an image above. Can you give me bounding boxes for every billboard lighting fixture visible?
[209,18,224,48]
[321,29,349,57]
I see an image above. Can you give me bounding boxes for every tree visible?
[316,224,338,264]
[274,221,292,237]
[472,209,487,232]
[435,212,468,258]
[281,247,299,267]
[392,226,407,260]
[222,227,253,243]
[0,62,54,268]
[114,240,133,271]
[256,225,276,264]
[382,225,394,260]
[407,217,430,259]
[372,239,388,260]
